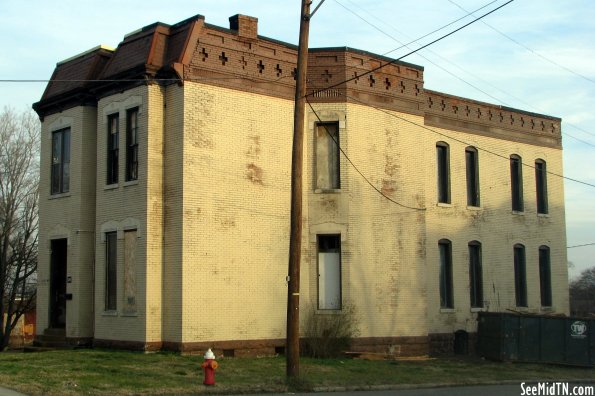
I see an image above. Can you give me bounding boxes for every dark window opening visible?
[439,239,454,309]
[466,147,480,207]
[437,142,450,203]
[105,232,117,311]
[469,241,483,308]
[510,155,523,212]
[315,122,340,190]
[51,128,70,194]
[514,244,528,307]
[126,108,139,181]
[107,114,119,184]
[535,159,548,214]
[539,246,552,307]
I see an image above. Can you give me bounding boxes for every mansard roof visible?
[32,12,561,149]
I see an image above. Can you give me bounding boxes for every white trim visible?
[309,223,348,242]
[47,116,73,140]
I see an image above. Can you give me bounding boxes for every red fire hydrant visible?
[201,348,218,385]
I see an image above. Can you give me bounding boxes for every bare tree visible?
[569,266,595,317]
[0,107,40,351]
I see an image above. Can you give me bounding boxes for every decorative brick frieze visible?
[425,89,562,149]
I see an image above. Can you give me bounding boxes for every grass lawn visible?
[0,349,593,395]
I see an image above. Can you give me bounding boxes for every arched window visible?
[436,142,450,203]
[468,241,483,308]
[514,244,527,307]
[510,154,523,212]
[466,146,480,207]
[535,159,548,214]
[539,246,552,307]
[439,239,453,308]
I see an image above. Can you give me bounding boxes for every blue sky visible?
[1,0,593,278]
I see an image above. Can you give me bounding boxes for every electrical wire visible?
[0,75,295,84]
[335,0,499,57]
[334,0,595,147]
[446,0,595,86]
[567,242,595,249]
[345,93,595,190]
[306,97,425,211]
[306,0,515,98]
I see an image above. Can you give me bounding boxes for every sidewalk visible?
[0,386,26,396]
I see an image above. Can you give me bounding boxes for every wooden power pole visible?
[287,0,312,378]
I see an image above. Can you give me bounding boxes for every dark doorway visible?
[50,239,67,328]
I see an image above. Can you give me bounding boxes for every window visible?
[315,122,340,190]
[51,128,70,194]
[535,159,548,214]
[107,113,119,184]
[469,241,483,308]
[510,155,523,212]
[105,232,117,311]
[436,142,450,203]
[439,239,454,309]
[539,246,552,307]
[466,147,480,207]
[514,244,527,307]
[126,108,139,181]
[317,234,341,310]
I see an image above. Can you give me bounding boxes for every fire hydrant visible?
[200,348,218,385]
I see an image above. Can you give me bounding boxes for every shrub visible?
[301,303,359,358]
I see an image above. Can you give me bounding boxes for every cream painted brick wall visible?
[145,84,165,343]
[162,83,185,343]
[423,125,568,334]
[94,85,150,342]
[179,82,293,343]
[37,106,96,338]
[38,79,568,348]
[303,103,429,338]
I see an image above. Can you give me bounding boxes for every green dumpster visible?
[478,312,594,367]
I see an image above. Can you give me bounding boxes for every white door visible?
[318,250,341,310]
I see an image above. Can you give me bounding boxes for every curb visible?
[312,379,595,393]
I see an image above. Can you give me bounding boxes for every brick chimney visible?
[229,14,258,39]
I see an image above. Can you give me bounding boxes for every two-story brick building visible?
[32,13,568,355]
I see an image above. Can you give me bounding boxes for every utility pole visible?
[287,0,312,379]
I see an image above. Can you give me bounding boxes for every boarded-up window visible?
[318,234,341,310]
[105,232,117,311]
[124,230,137,313]
[316,122,340,190]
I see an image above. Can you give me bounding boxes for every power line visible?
[447,0,595,86]
[0,75,295,84]
[306,98,425,211]
[306,0,515,98]
[335,0,499,58]
[334,0,595,148]
[345,93,595,190]
[567,242,595,249]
